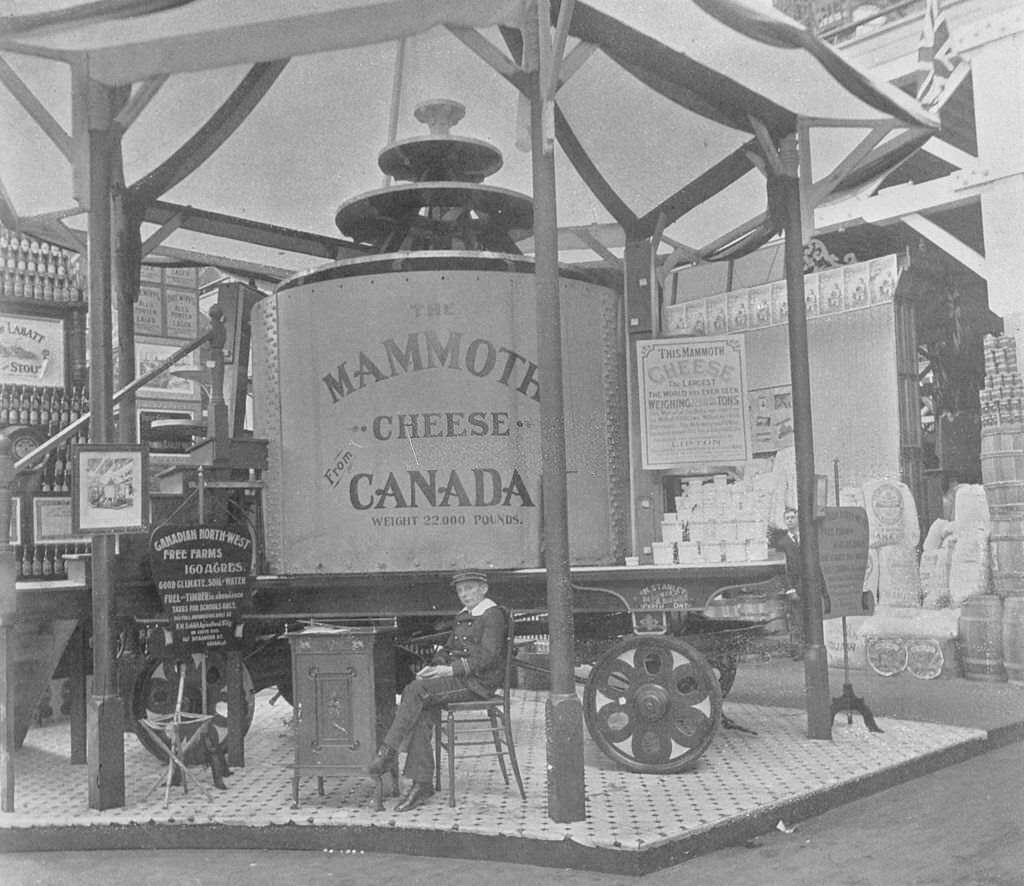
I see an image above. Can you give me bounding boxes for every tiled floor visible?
[1,687,986,859]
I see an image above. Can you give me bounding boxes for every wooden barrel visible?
[990,508,1024,597]
[1002,596,1024,685]
[981,424,1024,509]
[959,595,1006,682]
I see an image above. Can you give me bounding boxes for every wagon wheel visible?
[132,651,255,765]
[583,635,722,774]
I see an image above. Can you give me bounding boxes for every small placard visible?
[164,287,199,340]
[33,496,77,544]
[149,524,255,647]
[134,285,164,336]
[817,507,874,619]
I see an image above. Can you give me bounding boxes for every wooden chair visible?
[433,610,526,807]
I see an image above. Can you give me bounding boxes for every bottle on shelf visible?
[69,387,81,424]
[21,544,32,579]
[41,544,53,578]
[39,388,50,428]
[53,545,65,578]
[18,386,30,425]
[7,386,20,426]
[0,385,9,424]
[51,445,65,492]
[60,446,71,493]
[32,544,43,578]
[29,387,40,426]
[12,544,22,579]
[40,452,52,493]
[59,387,70,428]
[55,253,67,301]
[14,252,26,299]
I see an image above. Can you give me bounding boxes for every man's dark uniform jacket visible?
[432,599,506,696]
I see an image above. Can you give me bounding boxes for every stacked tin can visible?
[978,331,1024,682]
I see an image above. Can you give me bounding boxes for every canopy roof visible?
[0,0,937,278]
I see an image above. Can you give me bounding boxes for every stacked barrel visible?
[963,332,1024,683]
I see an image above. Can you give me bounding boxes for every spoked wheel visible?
[583,635,722,773]
[132,651,255,764]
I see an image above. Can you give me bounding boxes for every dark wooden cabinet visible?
[287,626,396,808]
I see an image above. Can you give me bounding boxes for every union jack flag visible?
[916,0,964,107]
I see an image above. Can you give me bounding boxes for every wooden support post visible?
[68,622,87,764]
[226,647,245,768]
[780,133,831,741]
[83,79,126,809]
[525,0,585,823]
[0,435,18,811]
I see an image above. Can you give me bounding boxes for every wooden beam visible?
[815,173,978,230]
[0,54,72,160]
[114,75,168,131]
[140,205,187,255]
[548,0,575,98]
[558,41,597,86]
[574,228,621,267]
[131,60,288,204]
[904,211,987,277]
[446,27,519,78]
[748,116,784,177]
[921,136,977,171]
[807,123,894,206]
[143,199,352,259]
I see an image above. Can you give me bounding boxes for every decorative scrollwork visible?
[803,237,856,272]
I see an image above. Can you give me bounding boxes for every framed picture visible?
[32,496,78,545]
[71,444,150,535]
[9,496,21,546]
[135,339,200,400]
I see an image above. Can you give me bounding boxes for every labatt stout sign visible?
[150,524,254,647]
[817,507,875,619]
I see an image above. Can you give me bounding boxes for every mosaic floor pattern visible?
[1,689,986,854]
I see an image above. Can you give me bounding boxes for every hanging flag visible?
[916,0,964,107]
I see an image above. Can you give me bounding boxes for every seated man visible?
[367,571,507,812]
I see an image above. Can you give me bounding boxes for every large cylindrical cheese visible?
[252,255,627,574]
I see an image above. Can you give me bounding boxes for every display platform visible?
[1,683,990,875]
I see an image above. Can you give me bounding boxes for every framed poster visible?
[9,496,21,546]
[636,335,752,469]
[136,339,200,400]
[71,444,150,534]
[164,287,199,339]
[134,284,164,336]
[32,495,78,544]
[0,313,66,388]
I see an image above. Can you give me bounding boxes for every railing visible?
[774,0,922,43]
[13,311,225,475]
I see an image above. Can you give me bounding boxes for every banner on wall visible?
[636,335,751,469]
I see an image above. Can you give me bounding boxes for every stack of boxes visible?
[655,475,770,565]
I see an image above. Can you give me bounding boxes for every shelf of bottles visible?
[0,227,85,305]
[5,383,91,581]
